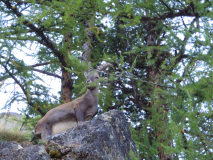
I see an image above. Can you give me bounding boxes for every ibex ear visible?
[84,72,88,78]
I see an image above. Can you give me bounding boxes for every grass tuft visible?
[0,124,31,143]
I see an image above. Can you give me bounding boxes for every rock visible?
[0,110,137,160]
[46,110,137,160]
[0,141,51,160]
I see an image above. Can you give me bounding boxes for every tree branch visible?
[120,1,198,21]
[29,62,52,67]
[159,0,173,13]
[2,64,46,116]
[32,68,62,79]
[2,0,67,68]
[1,55,62,79]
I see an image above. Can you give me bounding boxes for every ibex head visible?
[84,62,113,90]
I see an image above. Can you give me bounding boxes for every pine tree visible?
[1,0,213,159]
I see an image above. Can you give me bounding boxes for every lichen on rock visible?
[0,110,137,160]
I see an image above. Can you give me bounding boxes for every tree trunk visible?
[61,68,72,103]
[60,33,73,103]
[146,20,172,160]
[82,21,94,62]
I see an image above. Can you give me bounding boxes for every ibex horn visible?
[97,62,113,72]
[88,62,93,72]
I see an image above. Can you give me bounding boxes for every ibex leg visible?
[41,123,52,140]
[75,109,84,122]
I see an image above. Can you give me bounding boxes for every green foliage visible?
[1,0,213,159]
[37,140,46,146]
[128,149,140,160]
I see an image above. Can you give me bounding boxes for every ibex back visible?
[34,63,113,140]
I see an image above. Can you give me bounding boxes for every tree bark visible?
[60,33,73,103]
[146,20,173,160]
[82,21,94,62]
[60,68,73,103]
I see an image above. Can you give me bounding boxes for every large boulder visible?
[0,110,137,160]
[46,109,137,160]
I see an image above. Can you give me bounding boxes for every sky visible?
[0,42,62,114]
[0,75,61,113]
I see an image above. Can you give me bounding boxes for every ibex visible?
[34,62,113,140]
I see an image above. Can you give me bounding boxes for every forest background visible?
[1,0,213,159]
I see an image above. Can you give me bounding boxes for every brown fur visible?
[34,63,113,140]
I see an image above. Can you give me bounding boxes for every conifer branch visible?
[1,55,62,79]
[159,0,173,13]
[2,64,46,116]
[32,68,62,79]
[2,0,67,68]
[197,134,212,156]
[29,62,52,67]
[120,1,199,21]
